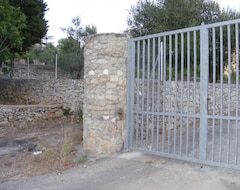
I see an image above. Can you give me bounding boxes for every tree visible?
[127,0,240,37]
[127,0,162,37]
[59,16,97,79]
[128,1,240,49]
[61,16,97,47]
[9,0,48,52]
[57,37,83,79]
[0,0,26,74]
[127,0,240,82]
[29,43,57,65]
[58,37,79,54]
[0,0,48,76]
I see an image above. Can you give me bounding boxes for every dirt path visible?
[1,151,240,190]
[0,116,83,183]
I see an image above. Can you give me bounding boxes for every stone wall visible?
[0,79,83,122]
[134,80,240,116]
[133,80,240,133]
[83,33,128,156]
[11,63,70,80]
[0,104,62,125]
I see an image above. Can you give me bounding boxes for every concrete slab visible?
[0,151,240,190]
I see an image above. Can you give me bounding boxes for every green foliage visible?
[61,16,97,46]
[128,0,240,83]
[0,0,26,65]
[78,154,88,163]
[77,105,83,119]
[0,0,48,76]
[62,107,72,116]
[127,0,161,36]
[9,0,48,52]
[29,43,57,65]
[57,37,83,78]
[58,52,83,79]
[58,37,79,54]
[127,0,240,37]
[223,69,240,84]
[58,16,97,79]
[27,16,96,79]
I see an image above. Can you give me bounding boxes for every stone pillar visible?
[83,33,128,156]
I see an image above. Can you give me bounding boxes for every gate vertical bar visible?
[235,23,239,165]
[174,34,178,154]
[200,23,209,163]
[135,41,141,146]
[151,38,156,150]
[219,26,224,162]
[193,31,197,158]
[227,25,231,164]
[211,27,216,161]
[146,39,151,148]
[156,37,161,151]
[126,39,135,149]
[186,32,191,156]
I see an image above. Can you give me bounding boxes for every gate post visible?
[200,23,209,163]
[126,39,135,149]
[83,33,128,157]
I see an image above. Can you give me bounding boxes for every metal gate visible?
[127,19,240,170]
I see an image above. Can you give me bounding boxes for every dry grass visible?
[0,116,83,182]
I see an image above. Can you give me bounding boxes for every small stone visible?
[102,115,110,120]
[88,70,95,76]
[26,117,33,122]
[33,151,42,155]
[110,75,119,82]
[117,70,123,76]
[103,69,109,75]
[0,121,8,125]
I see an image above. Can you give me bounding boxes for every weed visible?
[78,106,83,118]
[44,148,58,162]
[60,129,75,161]
[62,141,74,160]
[78,155,88,163]
[62,107,72,116]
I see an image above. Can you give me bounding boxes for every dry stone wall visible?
[133,79,240,135]
[12,63,70,80]
[0,79,83,123]
[0,104,62,125]
[135,80,240,116]
[0,79,83,111]
[83,33,128,156]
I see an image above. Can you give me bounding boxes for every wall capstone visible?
[83,33,128,156]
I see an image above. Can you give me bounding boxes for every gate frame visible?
[127,18,240,170]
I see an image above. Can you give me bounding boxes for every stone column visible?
[83,33,128,156]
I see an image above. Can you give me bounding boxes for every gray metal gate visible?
[127,19,240,170]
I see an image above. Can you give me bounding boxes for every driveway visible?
[0,151,240,190]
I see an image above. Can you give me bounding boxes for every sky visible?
[44,0,240,45]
